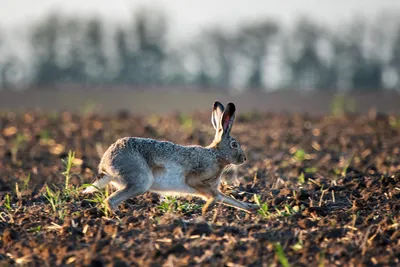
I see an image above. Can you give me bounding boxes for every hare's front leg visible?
[215,192,259,213]
[202,197,217,216]
[105,161,154,213]
[200,189,258,215]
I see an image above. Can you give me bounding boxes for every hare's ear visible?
[221,102,235,136]
[211,101,225,130]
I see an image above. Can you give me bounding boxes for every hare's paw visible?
[82,186,96,194]
[105,199,120,214]
[244,203,260,212]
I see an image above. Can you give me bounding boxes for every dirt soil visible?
[0,110,399,266]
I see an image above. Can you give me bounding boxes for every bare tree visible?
[83,18,107,82]
[189,28,238,91]
[237,20,279,91]
[30,14,63,86]
[114,8,167,85]
[283,18,328,90]
[390,25,400,89]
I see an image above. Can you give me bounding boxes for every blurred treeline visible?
[1,9,400,92]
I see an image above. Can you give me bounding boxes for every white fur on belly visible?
[149,163,198,196]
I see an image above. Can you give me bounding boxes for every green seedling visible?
[84,184,110,217]
[319,250,326,267]
[43,184,67,219]
[44,184,62,213]
[298,172,305,184]
[254,194,270,219]
[11,133,26,164]
[27,225,42,233]
[62,150,77,190]
[72,211,81,217]
[58,209,67,220]
[39,130,52,142]
[341,155,353,177]
[293,149,306,162]
[177,201,201,213]
[15,173,31,199]
[291,239,303,251]
[334,155,353,177]
[389,116,400,129]
[275,204,297,217]
[4,194,12,211]
[305,167,317,174]
[157,196,200,214]
[65,184,83,200]
[154,216,162,224]
[22,173,31,192]
[274,243,290,267]
[157,196,178,213]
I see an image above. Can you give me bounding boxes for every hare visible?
[82,101,259,215]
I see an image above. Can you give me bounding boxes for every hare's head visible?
[210,101,246,165]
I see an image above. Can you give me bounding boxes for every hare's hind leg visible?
[105,160,154,212]
[82,173,112,194]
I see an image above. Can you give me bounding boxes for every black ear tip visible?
[213,101,225,111]
[213,101,222,108]
[227,102,236,112]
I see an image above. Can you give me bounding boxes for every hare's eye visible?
[230,141,238,149]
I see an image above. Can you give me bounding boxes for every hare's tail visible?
[82,173,112,194]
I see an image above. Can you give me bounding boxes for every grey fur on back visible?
[99,137,221,179]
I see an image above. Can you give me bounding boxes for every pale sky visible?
[1,0,400,38]
[1,0,400,89]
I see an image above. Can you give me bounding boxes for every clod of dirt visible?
[187,222,213,236]
[2,229,19,246]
